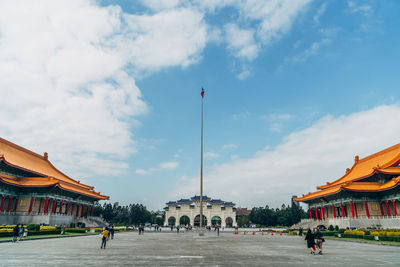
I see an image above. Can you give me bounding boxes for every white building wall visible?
[164,201,237,227]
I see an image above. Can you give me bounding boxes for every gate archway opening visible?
[194,214,207,227]
[211,216,221,226]
[180,215,190,226]
[168,216,176,226]
[225,217,233,227]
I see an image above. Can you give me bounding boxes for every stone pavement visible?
[0,231,399,266]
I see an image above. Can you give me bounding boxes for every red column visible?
[380,202,384,216]
[309,208,312,219]
[341,202,345,218]
[38,198,42,214]
[80,205,84,217]
[28,197,34,215]
[86,205,89,217]
[314,207,319,220]
[91,205,94,217]
[392,199,398,216]
[76,204,80,217]
[65,202,70,215]
[332,204,336,218]
[52,199,58,214]
[43,197,49,214]
[13,197,18,212]
[321,205,325,220]
[59,200,64,215]
[385,200,391,217]
[0,194,5,212]
[365,201,370,218]
[6,196,13,212]
[355,203,358,218]
[350,201,355,218]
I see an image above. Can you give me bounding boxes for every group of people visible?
[304,228,324,255]
[12,224,25,242]
[100,225,115,249]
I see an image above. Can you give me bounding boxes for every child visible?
[100,227,109,249]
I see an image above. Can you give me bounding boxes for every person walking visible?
[18,224,25,241]
[305,229,316,255]
[176,226,180,234]
[100,227,109,249]
[314,227,324,255]
[110,225,115,240]
[217,226,220,237]
[13,225,19,242]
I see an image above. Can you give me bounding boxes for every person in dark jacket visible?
[13,225,19,242]
[110,226,115,240]
[305,229,316,254]
[314,227,324,254]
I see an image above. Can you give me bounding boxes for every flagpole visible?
[199,88,204,234]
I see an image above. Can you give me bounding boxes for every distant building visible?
[236,208,251,216]
[164,195,237,227]
[294,143,400,229]
[0,137,108,226]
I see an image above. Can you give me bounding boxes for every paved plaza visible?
[1,231,400,266]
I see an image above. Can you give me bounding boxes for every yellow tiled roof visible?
[317,143,400,190]
[0,137,108,200]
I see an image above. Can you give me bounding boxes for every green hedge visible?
[0,230,62,237]
[321,231,338,236]
[63,228,87,233]
[336,233,400,242]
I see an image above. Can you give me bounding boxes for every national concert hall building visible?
[294,143,400,229]
[0,137,108,226]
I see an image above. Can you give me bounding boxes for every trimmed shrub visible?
[63,228,86,233]
[338,228,345,233]
[27,224,40,231]
[334,225,339,231]
[328,225,334,231]
[70,223,76,228]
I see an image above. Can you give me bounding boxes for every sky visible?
[1,0,400,210]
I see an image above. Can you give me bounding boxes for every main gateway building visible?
[294,143,400,229]
[0,137,108,226]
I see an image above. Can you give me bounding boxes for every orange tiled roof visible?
[317,143,400,190]
[0,137,108,200]
[295,177,400,202]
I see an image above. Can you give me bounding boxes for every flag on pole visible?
[201,88,204,98]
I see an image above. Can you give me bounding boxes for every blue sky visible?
[1,0,400,210]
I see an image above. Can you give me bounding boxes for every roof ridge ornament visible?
[346,168,351,174]
[354,155,359,163]
[43,152,48,160]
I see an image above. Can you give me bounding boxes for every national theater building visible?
[0,137,108,226]
[164,196,237,228]
[294,144,400,229]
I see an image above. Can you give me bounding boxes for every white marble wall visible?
[164,202,237,227]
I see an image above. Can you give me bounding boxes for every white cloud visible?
[347,1,374,17]
[135,168,156,175]
[232,111,251,120]
[204,152,220,159]
[237,0,312,44]
[171,105,400,208]
[222,144,238,150]
[159,161,180,169]
[224,23,259,61]
[0,0,207,181]
[313,2,328,24]
[261,113,293,132]
[135,161,179,176]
